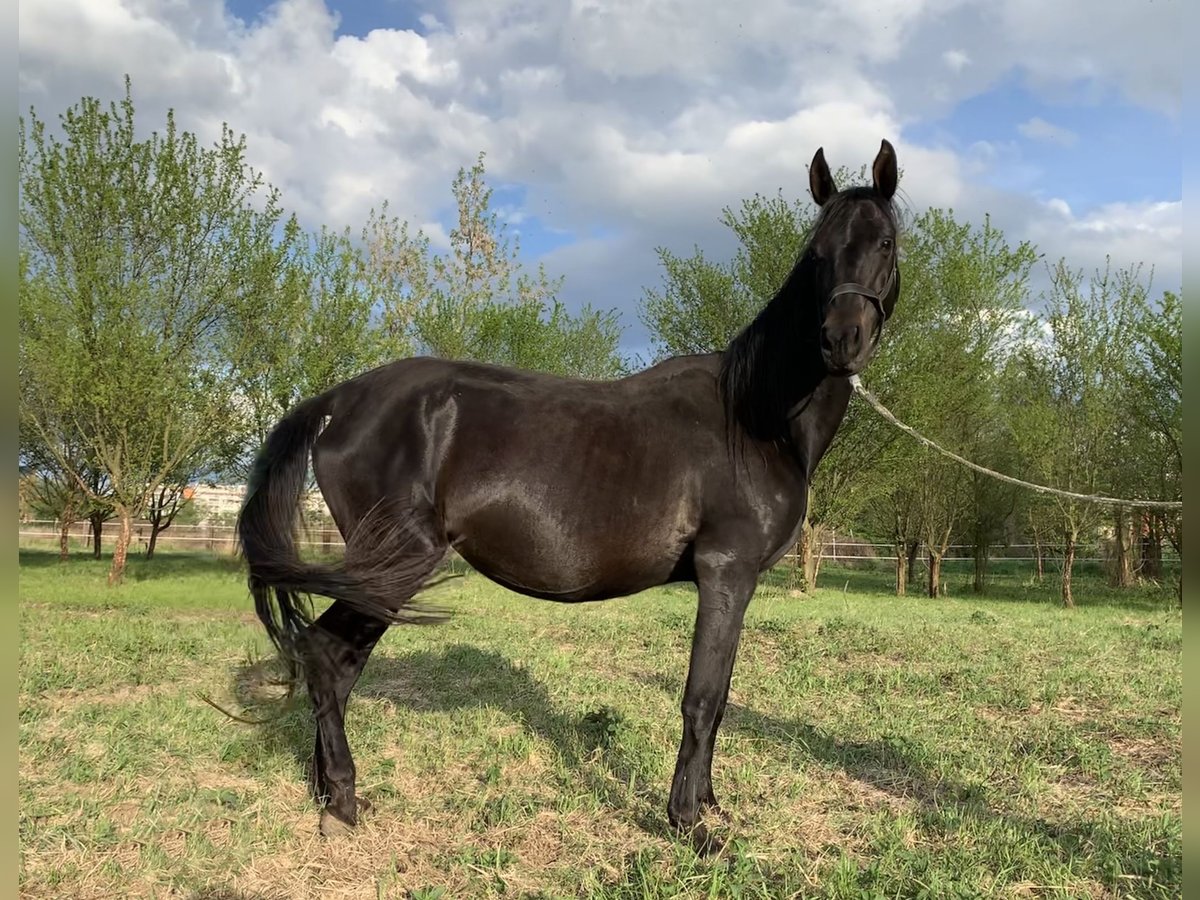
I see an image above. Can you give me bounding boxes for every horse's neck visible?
[786,375,854,479]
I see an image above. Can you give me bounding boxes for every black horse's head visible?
[807,139,900,377]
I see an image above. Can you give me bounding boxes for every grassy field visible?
[19,549,1180,899]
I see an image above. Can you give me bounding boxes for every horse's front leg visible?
[668,559,756,852]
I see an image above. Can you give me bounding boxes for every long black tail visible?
[237,392,447,680]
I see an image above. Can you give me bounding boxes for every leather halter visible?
[827,263,897,324]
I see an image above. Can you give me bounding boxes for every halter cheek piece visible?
[827,263,897,341]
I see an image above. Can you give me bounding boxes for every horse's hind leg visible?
[302,507,448,836]
[302,600,388,835]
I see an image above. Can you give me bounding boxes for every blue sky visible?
[229,0,428,39]
[907,76,1180,211]
[19,0,1182,353]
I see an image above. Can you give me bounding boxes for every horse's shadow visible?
[231,643,674,837]
[229,647,1178,889]
[638,670,1178,889]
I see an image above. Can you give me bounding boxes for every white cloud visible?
[332,28,459,89]
[943,50,970,72]
[1017,117,1078,147]
[1028,198,1182,287]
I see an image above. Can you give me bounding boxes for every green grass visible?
[19,548,1180,899]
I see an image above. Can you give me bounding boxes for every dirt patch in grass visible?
[22,601,260,626]
[1109,734,1178,771]
[39,682,164,711]
[825,768,917,815]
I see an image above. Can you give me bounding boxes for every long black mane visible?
[718,186,896,443]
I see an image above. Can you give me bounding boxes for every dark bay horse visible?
[238,139,902,848]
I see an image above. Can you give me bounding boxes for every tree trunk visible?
[1141,514,1162,580]
[795,519,812,592]
[146,522,160,559]
[806,520,828,590]
[810,544,825,587]
[1061,531,1076,608]
[90,513,104,560]
[895,543,907,596]
[906,541,920,588]
[927,552,942,598]
[58,511,73,562]
[108,507,133,586]
[1033,532,1044,582]
[1110,507,1132,587]
[973,536,988,593]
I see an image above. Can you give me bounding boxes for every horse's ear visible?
[872,139,898,200]
[809,147,836,207]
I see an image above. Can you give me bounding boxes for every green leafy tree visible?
[222,219,392,481]
[21,465,85,560]
[1008,260,1146,606]
[368,153,625,379]
[19,79,290,584]
[639,190,816,358]
[1122,288,1182,592]
[144,474,196,558]
[866,209,1037,597]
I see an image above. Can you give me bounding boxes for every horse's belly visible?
[438,410,703,600]
[448,506,693,602]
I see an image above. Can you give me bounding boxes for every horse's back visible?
[313,355,728,600]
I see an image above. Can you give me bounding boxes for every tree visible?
[639,190,817,358]
[222,219,390,482]
[18,257,117,561]
[19,79,290,584]
[1009,260,1146,607]
[145,479,191,559]
[369,153,625,379]
[915,449,969,597]
[856,210,1037,596]
[21,467,84,561]
[1123,288,1182,593]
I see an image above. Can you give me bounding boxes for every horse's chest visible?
[746,480,811,569]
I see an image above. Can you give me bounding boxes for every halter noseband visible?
[827,263,897,324]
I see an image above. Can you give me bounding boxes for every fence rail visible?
[17,519,344,553]
[17,520,1178,568]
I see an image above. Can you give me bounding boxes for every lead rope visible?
[848,375,1182,511]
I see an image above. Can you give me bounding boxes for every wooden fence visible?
[18,520,1177,570]
[17,520,344,555]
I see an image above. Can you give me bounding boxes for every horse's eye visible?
[881,238,893,251]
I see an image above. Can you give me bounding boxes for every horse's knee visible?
[681,692,718,732]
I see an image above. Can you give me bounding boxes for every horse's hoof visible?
[319,808,355,838]
[692,822,727,857]
[671,819,726,856]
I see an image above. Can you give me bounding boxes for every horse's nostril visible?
[820,329,834,353]
[851,325,860,345]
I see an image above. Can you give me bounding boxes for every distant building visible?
[188,483,331,523]
[187,484,243,521]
